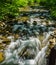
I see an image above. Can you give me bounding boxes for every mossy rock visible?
[0,44,5,50]
[0,36,11,45]
[46,48,51,56]
[17,17,29,22]
[19,6,30,11]
[0,52,4,63]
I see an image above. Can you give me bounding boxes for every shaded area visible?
[48,46,56,65]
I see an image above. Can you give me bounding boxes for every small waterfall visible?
[42,31,54,45]
[1,37,41,65]
[35,45,49,65]
[1,31,54,65]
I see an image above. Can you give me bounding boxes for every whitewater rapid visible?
[0,31,54,65]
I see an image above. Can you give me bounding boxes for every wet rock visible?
[0,43,6,50]
[0,36,11,45]
[33,21,37,25]
[18,17,29,22]
[40,16,45,19]
[19,46,36,59]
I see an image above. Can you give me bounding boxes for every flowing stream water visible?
[0,6,56,65]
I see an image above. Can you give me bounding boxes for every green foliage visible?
[46,0,56,6]
[36,0,40,3]
[0,0,19,20]
[13,0,28,7]
[0,0,56,20]
[40,0,47,5]
[51,8,56,19]
[0,0,36,20]
[47,0,56,19]
[39,0,56,19]
[28,0,34,5]
[0,0,35,20]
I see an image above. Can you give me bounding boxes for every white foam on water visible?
[1,31,54,65]
[1,37,42,65]
[42,31,54,44]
